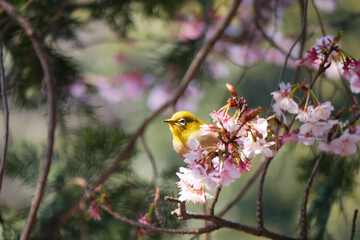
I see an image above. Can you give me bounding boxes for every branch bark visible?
[256,157,273,231]
[101,204,298,240]
[0,37,9,192]
[350,209,358,240]
[299,152,325,240]
[0,1,57,239]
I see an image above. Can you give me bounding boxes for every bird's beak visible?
[164,119,175,124]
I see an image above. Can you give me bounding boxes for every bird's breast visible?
[173,130,219,158]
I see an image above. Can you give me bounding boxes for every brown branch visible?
[0,1,57,240]
[39,0,69,39]
[218,156,267,217]
[102,203,298,240]
[153,187,165,228]
[256,157,272,231]
[292,0,307,85]
[311,0,326,36]
[299,152,325,240]
[350,209,358,240]
[91,0,243,188]
[0,37,9,192]
[0,0,36,35]
[209,186,222,215]
[101,204,221,234]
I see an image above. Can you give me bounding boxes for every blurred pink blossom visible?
[210,62,230,78]
[227,44,263,67]
[147,83,203,112]
[95,72,153,103]
[69,81,87,98]
[178,18,205,41]
[313,0,341,13]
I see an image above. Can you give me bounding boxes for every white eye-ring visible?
[179,118,187,126]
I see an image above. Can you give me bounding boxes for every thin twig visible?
[256,157,272,231]
[311,0,326,36]
[140,133,157,185]
[268,0,309,114]
[218,156,267,217]
[300,152,325,240]
[39,0,69,39]
[0,1,57,240]
[292,0,307,84]
[209,186,222,216]
[0,37,9,192]
[139,133,158,213]
[253,0,293,59]
[153,187,165,228]
[350,209,358,240]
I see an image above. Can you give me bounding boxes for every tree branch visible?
[0,37,9,192]
[102,203,298,240]
[256,157,273,231]
[209,186,222,215]
[300,152,325,240]
[350,209,358,240]
[0,1,57,239]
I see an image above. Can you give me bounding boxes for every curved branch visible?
[0,1,57,239]
[0,38,9,192]
[300,152,325,240]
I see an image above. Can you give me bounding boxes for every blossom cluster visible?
[177,96,276,203]
[272,80,360,156]
[295,34,339,69]
[269,34,360,156]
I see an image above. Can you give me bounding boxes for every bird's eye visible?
[179,118,187,126]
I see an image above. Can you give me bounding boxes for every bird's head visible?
[164,111,205,143]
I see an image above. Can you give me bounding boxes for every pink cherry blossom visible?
[312,101,334,121]
[318,131,360,156]
[211,158,241,187]
[296,106,315,122]
[273,102,287,123]
[348,73,360,93]
[271,82,299,114]
[315,34,338,54]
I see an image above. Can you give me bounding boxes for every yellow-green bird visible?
[164,111,219,158]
